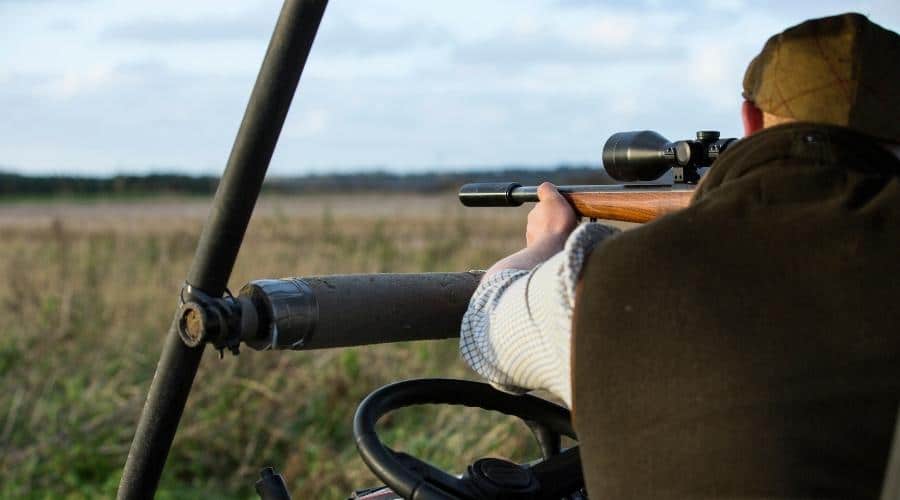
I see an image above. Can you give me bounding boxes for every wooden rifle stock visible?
[563,188,693,223]
[459,183,695,223]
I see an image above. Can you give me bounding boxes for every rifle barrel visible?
[459,182,694,223]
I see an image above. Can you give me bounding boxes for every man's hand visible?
[483,182,578,279]
[526,182,578,252]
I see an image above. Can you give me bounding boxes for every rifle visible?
[459,130,737,223]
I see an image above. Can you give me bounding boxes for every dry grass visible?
[0,193,557,499]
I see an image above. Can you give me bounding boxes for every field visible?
[0,193,557,499]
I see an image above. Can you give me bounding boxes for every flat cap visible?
[743,13,900,143]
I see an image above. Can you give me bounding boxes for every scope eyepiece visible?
[602,130,737,184]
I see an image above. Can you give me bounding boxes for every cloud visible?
[453,34,676,68]
[47,17,77,31]
[43,65,116,99]
[316,14,452,55]
[555,0,678,9]
[22,59,195,100]
[101,11,271,42]
[100,8,452,56]
[0,59,249,174]
[0,0,90,3]
[450,12,678,70]
[288,108,330,137]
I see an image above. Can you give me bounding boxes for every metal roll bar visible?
[117,1,328,497]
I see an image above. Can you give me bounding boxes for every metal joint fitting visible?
[176,284,256,357]
[239,278,318,351]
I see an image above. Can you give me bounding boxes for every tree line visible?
[0,166,615,197]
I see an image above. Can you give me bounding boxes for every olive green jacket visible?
[573,123,900,499]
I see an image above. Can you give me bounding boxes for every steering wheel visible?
[353,378,584,500]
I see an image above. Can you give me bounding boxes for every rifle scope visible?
[602,130,737,184]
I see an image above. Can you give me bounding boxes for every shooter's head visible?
[741,13,900,144]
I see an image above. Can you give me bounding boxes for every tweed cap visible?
[743,13,900,143]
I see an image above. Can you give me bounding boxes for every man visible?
[460,13,900,498]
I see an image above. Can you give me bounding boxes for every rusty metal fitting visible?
[177,301,215,347]
[175,283,248,356]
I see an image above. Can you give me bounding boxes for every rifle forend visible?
[458,182,694,223]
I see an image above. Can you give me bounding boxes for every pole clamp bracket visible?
[176,283,251,357]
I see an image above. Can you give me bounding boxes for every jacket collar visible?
[695,122,900,203]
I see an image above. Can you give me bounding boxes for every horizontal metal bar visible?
[240,272,484,351]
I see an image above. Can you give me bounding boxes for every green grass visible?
[0,195,544,499]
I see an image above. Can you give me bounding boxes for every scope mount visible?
[668,131,726,184]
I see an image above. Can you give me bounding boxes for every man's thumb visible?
[537,182,562,202]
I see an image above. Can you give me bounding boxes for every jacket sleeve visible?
[459,223,619,407]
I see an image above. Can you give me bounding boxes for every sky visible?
[2,0,899,176]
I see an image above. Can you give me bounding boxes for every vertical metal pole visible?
[117,1,328,498]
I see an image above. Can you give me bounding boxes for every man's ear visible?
[742,100,764,136]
